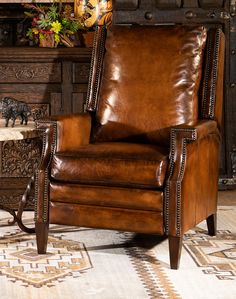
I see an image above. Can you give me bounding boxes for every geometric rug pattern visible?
[0,231,92,288]
[0,204,235,298]
[0,228,181,298]
[183,229,236,280]
[125,245,181,299]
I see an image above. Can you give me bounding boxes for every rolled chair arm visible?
[36,113,92,154]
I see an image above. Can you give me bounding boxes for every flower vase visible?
[80,31,95,48]
[39,33,57,48]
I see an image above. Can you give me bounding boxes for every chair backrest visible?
[86,25,225,145]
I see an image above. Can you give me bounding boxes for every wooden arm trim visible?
[165,120,219,236]
[86,26,107,111]
[35,120,57,224]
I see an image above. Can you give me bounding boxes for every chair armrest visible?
[35,113,92,224]
[165,119,220,236]
[36,113,91,171]
[36,112,92,151]
[168,120,219,180]
[170,119,219,142]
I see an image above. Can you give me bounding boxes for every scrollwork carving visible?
[1,138,42,177]
[30,104,49,121]
[0,63,61,82]
[77,63,90,77]
[0,194,34,210]
[73,63,90,83]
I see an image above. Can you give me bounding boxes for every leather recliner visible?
[35,24,225,269]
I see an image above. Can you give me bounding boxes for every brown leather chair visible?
[35,25,225,269]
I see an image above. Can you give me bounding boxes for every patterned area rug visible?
[184,229,236,280]
[0,205,235,299]
[0,232,92,288]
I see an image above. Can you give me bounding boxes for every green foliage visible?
[26,28,33,39]
[23,3,84,47]
[37,14,51,29]
[47,5,59,22]
[62,18,82,32]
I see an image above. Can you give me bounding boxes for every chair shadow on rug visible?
[82,232,167,255]
[34,24,225,269]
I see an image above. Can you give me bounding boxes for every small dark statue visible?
[0,97,31,127]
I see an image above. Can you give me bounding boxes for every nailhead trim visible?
[165,129,196,235]
[34,121,57,223]
[202,28,221,120]
[209,29,221,119]
[86,26,106,111]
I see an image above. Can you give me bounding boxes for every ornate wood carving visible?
[219,142,236,189]
[0,63,61,83]
[0,46,91,209]
[0,193,34,209]
[30,104,49,121]
[231,146,236,177]
[1,138,42,177]
[73,63,90,83]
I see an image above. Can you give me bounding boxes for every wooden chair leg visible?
[36,222,49,254]
[168,235,182,270]
[206,213,217,236]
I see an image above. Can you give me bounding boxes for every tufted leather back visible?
[88,26,211,144]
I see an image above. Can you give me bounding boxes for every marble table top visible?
[0,120,39,141]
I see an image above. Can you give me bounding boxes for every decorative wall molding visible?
[0,63,61,83]
[0,193,34,209]
[73,63,90,83]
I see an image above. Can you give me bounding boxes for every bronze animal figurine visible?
[0,97,31,127]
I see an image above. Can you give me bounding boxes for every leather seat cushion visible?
[50,142,169,188]
[50,183,164,212]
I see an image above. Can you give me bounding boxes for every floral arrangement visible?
[23,1,113,48]
[23,2,83,48]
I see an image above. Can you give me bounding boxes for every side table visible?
[0,120,39,233]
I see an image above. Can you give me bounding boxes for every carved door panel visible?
[0,138,42,209]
